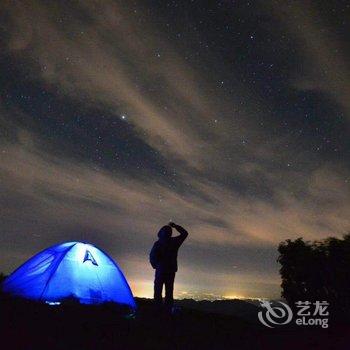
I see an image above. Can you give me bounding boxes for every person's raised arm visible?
[169,222,188,245]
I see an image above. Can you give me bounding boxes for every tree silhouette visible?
[278,234,350,318]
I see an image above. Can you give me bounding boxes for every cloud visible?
[1,122,348,256]
[3,0,267,174]
[3,1,207,166]
[270,1,350,119]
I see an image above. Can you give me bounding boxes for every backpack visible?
[149,241,160,269]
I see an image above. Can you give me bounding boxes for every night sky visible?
[0,1,349,299]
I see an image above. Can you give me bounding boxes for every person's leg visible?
[164,272,175,310]
[154,270,164,306]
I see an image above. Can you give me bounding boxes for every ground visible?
[0,296,348,349]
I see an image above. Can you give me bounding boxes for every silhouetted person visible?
[150,222,188,311]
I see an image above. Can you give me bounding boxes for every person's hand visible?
[168,222,176,228]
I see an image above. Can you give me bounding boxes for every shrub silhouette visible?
[278,234,350,318]
[0,272,7,285]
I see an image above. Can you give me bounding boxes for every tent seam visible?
[39,243,78,301]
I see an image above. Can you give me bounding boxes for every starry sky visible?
[0,1,349,299]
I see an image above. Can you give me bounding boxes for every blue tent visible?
[2,241,136,308]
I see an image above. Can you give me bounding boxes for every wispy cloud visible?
[270,1,350,119]
[1,120,349,297]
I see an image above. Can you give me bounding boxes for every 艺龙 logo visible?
[258,300,293,328]
[258,300,329,328]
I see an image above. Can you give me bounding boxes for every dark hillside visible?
[0,295,348,349]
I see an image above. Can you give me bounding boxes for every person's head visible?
[158,225,172,240]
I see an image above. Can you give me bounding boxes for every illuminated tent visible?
[2,241,136,308]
